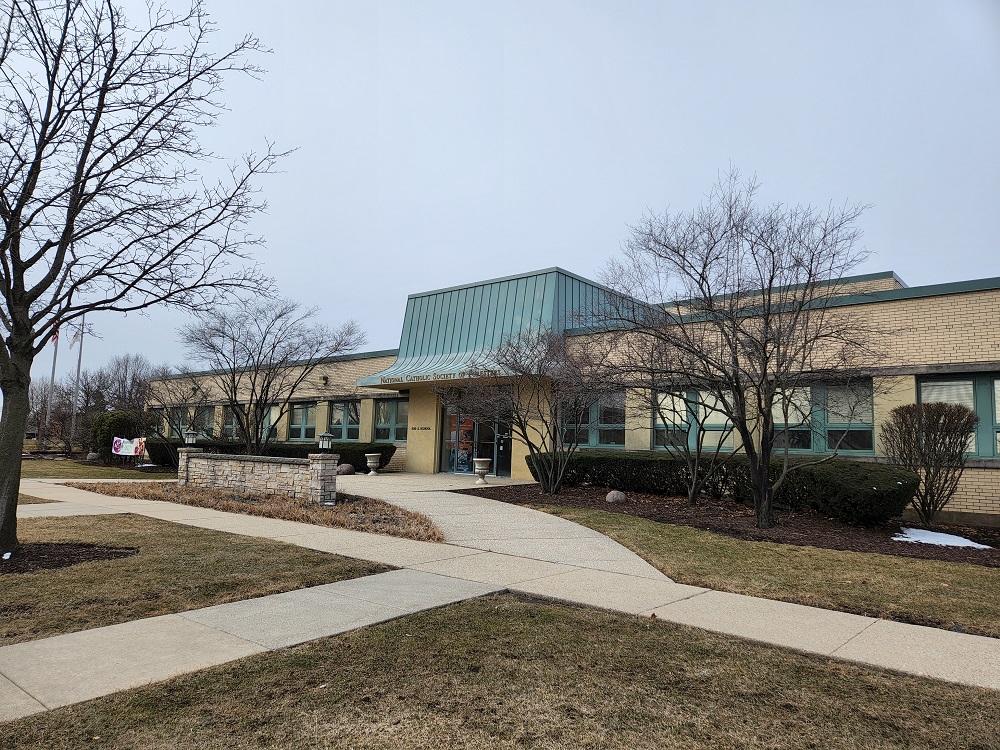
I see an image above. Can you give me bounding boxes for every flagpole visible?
[68,315,85,455]
[41,328,59,451]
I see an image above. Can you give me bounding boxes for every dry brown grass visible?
[17,494,54,504]
[21,460,175,479]
[3,595,997,749]
[3,514,384,646]
[67,481,443,543]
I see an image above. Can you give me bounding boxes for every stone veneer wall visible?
[177,448,339,504]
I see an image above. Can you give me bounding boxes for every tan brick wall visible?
[946,467,1000,516]
[835,289,1000,368]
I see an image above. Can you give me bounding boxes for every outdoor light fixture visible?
[321,375,329,386]
[184,427,198,445]
[318,432,334,452]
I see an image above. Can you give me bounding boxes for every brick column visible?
[176,447,203,486]
[308,453,339,505]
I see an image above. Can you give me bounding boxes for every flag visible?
[69,326,83,348]
[50,327,59,344]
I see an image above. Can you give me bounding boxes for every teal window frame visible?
[288,402,317,441]
[165,406,187,439]
[194,406,216,440]
[772,382,875,455]
[918,375,997,458]
[221,405,241,441]
[328,400,361,441]
[653,391,735,452]
[564,392,626,449]
[374,398,408,442]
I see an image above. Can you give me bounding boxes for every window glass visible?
[921,380,974,409]
[921,380,976,452]
[395,400,409,441]
[701,429,735,450]
[599,392,626,426]
[826,384,873,424]
[827,429,874,451]
[772,388,811,426]
[656,393,688,427]
[994,379,1000,424]
[774,429,811,450]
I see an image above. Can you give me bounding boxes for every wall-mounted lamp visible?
[321,376,329,386]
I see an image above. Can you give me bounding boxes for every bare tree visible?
[437,328,610,494]
[0,0,280,554]
[602,169,888,528]
[177,299,364,455]
[880,402,979,526]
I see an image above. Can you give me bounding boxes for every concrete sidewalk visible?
[4,475,998,724]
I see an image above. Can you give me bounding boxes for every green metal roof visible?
[356,268,610,387]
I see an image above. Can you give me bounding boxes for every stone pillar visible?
[176,447,203,486]
[308,453,339,505]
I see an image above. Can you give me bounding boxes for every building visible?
[155,267,1000,525]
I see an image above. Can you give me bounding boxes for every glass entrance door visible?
[440,408,511,477]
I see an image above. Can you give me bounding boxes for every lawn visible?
[1,514,385,646]
[2,595,996,749]
[537,505,1000,638]
[20,460,175,480]
[16,494,55,505]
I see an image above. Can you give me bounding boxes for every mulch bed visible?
[458,485,1000,568]
[0,543,139,575]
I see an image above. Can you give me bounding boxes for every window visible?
[769,381,875,454]
[654,393,689,449]
[772,387,812,450]
[288,402,317,441]
[221,405,241,441]
[328,400,361,441]
[375,399,408,442]
[918,377,992,456]
[194,406,216,440]
[696,392,735,451]
[165,406,187,439]
[654,391,735,451]
[564,392,626,448]
[824,384,874,452]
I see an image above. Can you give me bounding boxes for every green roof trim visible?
[159,348,399,381]
[357,268,611,387]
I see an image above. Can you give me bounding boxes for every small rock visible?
[86,452,99,461]
[336,463,355,475]
[606,490,627,504]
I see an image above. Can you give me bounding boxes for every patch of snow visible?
[2,552,10,561]
[892,527,992,550]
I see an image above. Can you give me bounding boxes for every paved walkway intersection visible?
[3,473,998,722]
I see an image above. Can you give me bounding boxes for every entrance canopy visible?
[356,268,611,388]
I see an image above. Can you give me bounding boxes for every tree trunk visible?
[0,373,32,555]
[751,460,776,529]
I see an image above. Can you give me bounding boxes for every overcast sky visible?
[34,0,1000,382]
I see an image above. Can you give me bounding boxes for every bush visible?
[90,410,147,464]
[526,450,689,496]
[145,438,396,471]
[879,402,979,526]
[528,451,919,526]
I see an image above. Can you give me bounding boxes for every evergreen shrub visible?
[528,451,919,526]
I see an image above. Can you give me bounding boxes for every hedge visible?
[145,439,396,472]
[527,451,919,526]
